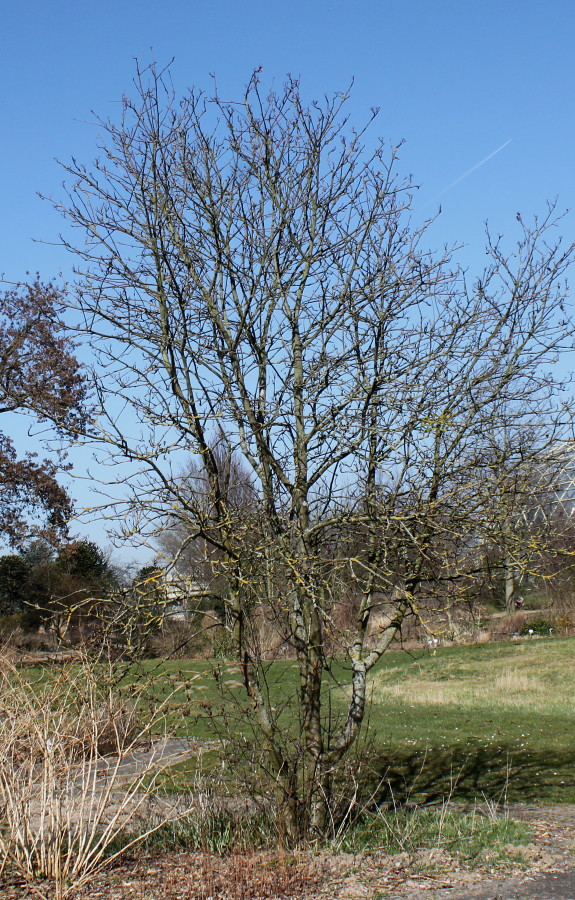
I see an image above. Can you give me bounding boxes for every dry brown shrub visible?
[475,629,493,644]
[554,614,575,635]
[490,613,527,639]
[0,652,189,900]
[193,850,320,900]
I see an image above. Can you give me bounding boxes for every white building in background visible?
[158,570,204,621]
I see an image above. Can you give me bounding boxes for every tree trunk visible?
[505,556,515,613]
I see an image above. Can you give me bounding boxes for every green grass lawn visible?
[123,636,575,805]
[18,636,575,805]
[366,637,575,804]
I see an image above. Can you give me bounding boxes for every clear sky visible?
[1,0,573,566]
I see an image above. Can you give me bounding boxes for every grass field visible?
[122,636,575,805]
[368,637,575,804]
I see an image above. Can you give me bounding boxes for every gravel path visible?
[94,736,205,781]
[396,805,575,900]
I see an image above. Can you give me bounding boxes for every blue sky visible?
[1,0,573,565]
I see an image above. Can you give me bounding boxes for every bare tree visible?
[56,65,574,839]
[484,437,575,612]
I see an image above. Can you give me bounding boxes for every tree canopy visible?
[0,539,117,629]
[0,282,87,547]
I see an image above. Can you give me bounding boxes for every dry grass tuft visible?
[492,668,544,695]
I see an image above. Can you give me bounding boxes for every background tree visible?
[473,434,575,612]
[55,539,114,587]
[0,281,87,547]
[0,539,118,640]
[156,439,260,622]
[56,67,575,840]
[0,554,32,616]
[43,539,120,640]
[129,564,169,646]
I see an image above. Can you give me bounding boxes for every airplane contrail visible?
[421,138,513,209]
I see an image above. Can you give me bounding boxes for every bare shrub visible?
[0,652,189,899]
[554,614,575,635]
[548,582,575,622]
[148,617,214,659]
[475,629,493,644]
[491,613,528,639]
[0,613,25,646]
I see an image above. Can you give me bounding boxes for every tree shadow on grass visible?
[374,745,575,806]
